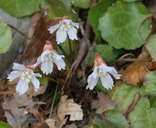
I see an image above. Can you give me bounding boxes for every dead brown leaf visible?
[121,49,156,86]
[28,107,45,126]
[18,6,61,63]
[2,93,36,128]
[51,107,64,128]
[64,124,77,128]
[57,95,83,124]
[26,84,48,97]
[39,119,56,128]
[96,91,116,114]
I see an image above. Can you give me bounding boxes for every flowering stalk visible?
[34,40,66,75]
[86,53,121,90]
[67,35,75,62]
[7,63,41,95]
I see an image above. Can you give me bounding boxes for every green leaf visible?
[88,0,116,43]
[122,0,143,2]
[149,96,156,108]
[128,97,156,128]
[94,110,128,128]
[98,1,152,49]
[143,71,156,96]
[61,0,71,12]
[146,34,156,62]
[0,0,48,17]
[88,44,112,65]
[71,0,91,9]
[0,121,13,128]
[0,21,12,54]
[82,124,101,128]
[57,38,73,55]
[45,0,67,19]
[96,81,110,93]
[104,48,125,64]
[109,81,145,114]
[35,71,48,85]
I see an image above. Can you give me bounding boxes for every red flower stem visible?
[67,35,75,62]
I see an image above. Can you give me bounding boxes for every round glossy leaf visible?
[0,0,48,17]
[88,44,112,65]
[71,0,91,9]
[143,71,156,96]
[0,121,13,128]
[128,98,156,128]
[0,21,12,54]
[146,34,156,62]
[45,0,67,19]
[98,1,152,49]
[109,81,145,114]
[88,0,116,43]
[95,110,128,128]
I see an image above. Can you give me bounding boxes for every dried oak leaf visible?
[96,91,116,114]
[18,7,61,63]
[2,93,36,128]
[57,95,83,124]
[121,49,156,86]
[39,119,56,128]
[28,107,45,126]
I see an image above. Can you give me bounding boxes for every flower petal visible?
[34,56,42,67]
[99,64,121,79]
[86,77,99,90]
[71,21,79,28]
[99,64,112,73]
[56,29,67,44]
[48,24,60,34]
[41,50,52,62]
[31,76,40,92]
[63,19,71,24]
[90,66,98,79]
[16,79,28,95]
[34,73,42,77]
[7,71,22,81]
[67,26,78,40]
[100,73,114,89]
[13,63,26,71]
[111,68,122,79]
[41,61,53,75]
[53,51,65,60]
[53,59,66,70]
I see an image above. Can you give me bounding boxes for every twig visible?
[49,83,58,119]
[78,19,91,47]
[7,24,31,40]
[141,22,156,72]
[115,58,153,62]
[82,38,97,82]
[74,0,98,71]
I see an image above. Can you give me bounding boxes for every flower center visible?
[97,68,106,77]
[60,22,71,31]
[44,52,55,62]
[21,70,32,83]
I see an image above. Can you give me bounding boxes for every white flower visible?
[7,63,42,95]
[86,53,121,90]
[34,40,66,75]
[48,15,79,44]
